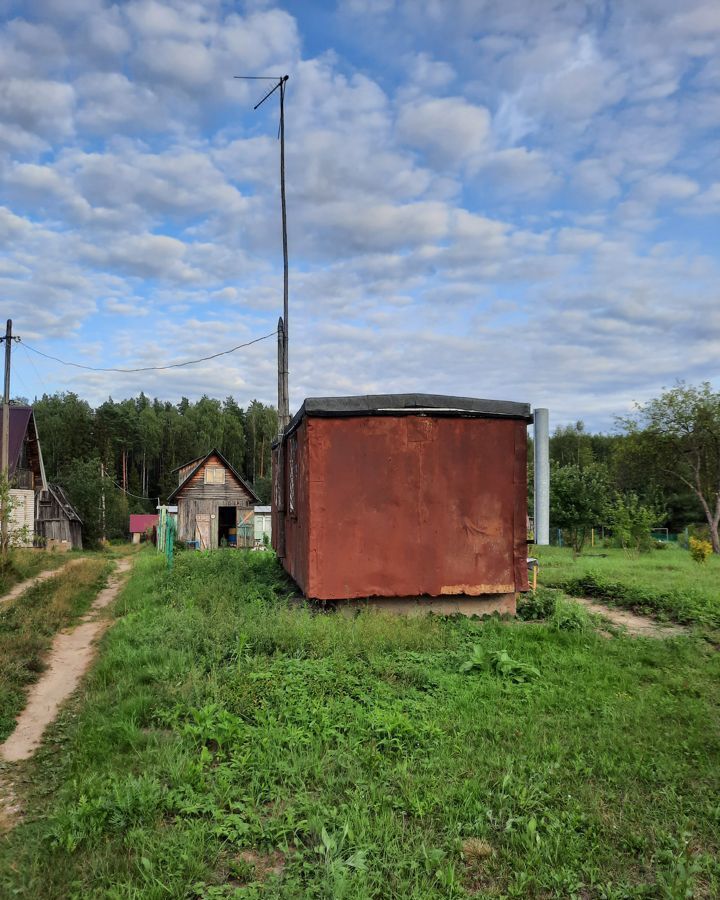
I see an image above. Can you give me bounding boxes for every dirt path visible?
[0,557,84,607]
[574,597,687,638]
[0,557,132,764]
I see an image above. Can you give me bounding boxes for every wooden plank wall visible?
[36,490,83,549]
[176,454,255,546]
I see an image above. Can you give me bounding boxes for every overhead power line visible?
[112,480,156,502]
[18,330,277,374]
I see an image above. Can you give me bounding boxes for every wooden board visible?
[195,513,211,549]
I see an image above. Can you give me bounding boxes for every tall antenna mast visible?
[235,74,291,434]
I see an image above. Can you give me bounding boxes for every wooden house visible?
[168,450,260,549]
[36,484,83,550]
[272,394,532,615]
[0,405,47,547]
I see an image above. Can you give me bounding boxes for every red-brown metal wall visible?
[273,414,528,601]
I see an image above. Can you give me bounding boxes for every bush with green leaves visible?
[516,588,558,621]
[549,597,592,632]
[550,461,610,554]
[604,492,661,553]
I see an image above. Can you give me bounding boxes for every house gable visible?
[168,449,260,504]
[0,405,47,491]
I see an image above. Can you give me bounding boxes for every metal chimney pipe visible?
[533,408,550,545]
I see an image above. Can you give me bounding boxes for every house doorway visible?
[218,506,237,547]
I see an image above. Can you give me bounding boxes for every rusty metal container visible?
[272,394,531,614]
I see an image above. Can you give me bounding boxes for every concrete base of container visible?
[326,592,517,618]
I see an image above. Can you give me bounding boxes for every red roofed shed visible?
[129,514,159,543]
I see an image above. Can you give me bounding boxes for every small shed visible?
[36,484,83,550]
[0,405,47,547]
[129,514,159,543]
[272,394,532,615]
[168,449,260,549]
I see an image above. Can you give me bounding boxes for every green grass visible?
[535,544,720,627]
[0,557,113,741]
[0,548,71,598]
[1,549,719,898]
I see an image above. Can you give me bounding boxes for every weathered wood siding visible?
[176,453,255,547]
[35,488,83,549]
[177,462,198,485]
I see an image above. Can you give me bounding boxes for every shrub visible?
[549,597,592,632]
[689,537,712,564]
[550,462,610,554]
[516,589,558,621]
[604,492,661,553]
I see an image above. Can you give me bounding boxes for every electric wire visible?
[112,480,156,502]
[19,342,52,398]
[18,330,277,374]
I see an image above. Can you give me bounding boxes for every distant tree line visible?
[29,392,278,544]
[535,383,720,553]
[20,382,720,553]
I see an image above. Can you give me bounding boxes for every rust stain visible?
[440,583,515,595]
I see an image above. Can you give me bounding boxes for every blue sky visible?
[1,0,719,429]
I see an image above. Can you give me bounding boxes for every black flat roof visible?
[280,393,532,439]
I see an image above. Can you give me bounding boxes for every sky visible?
[1,0,719,430]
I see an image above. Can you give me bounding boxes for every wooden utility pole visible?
[236,74,291,434]
[277,317,285,434]
[1,319,13,559]
[100,460,106,543]
[278,75,290,434]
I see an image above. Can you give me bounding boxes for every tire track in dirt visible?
[0,558,84,607]
[574,596,688,637]
[0,557,132,765]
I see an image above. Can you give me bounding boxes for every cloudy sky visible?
[2,0,719,429]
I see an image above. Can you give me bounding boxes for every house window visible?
[204,466,226,485]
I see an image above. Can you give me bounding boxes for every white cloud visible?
[572,158,621,202]
[405,52,455,91]
[555,228,603,253]
[0,78,75,140]
[636,173,700,203]
[397,96,491,168]
[74,73,165,133]
[79,233,201,281]
[477,148,558,196]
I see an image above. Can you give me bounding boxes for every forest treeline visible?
[537,420,702,544]
[537,381,720,552]
[19,382,718,549]
[30,392,278,543]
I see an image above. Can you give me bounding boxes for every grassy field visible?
[0,548,71,598]
[0,557,113,741]
[1,550,719,898]
[535,544,720,627]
